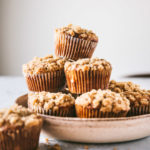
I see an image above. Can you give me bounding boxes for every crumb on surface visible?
[113,147,117,150]
[84,145,88,149]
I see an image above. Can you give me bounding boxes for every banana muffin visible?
[0,104,42,150]
[75,89,130,118]
[55,24,98,60]
[23,55,66,92]
[28,91,75,117]
[109,80,150,116]
[65,58,112,94]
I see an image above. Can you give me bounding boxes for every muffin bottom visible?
[75,105,128,118]
[0,124,42,150]
[66,69,111,94]
[55,32,98,60]
[127,105,150,116]
[25,70,65,92]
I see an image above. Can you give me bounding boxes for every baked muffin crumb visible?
[109,80,150,107]
[0,104,42,127]
[76,89,130,113]
[28,92,75,111]
[23,55,66,75]
[65,58,112,71]
[55,24,98,42]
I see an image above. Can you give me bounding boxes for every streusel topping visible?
[75,89,130,113]
[65,58,112,71]
[0,104,42,127]
[123,90,150,107]
[109,80,140,93]
[109,80,150,106]
[23,55,66,75]
[28,92,75,111]
[55,24,98,42]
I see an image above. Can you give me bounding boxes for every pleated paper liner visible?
[55,32,98,60]
[25,70,65,92]
[127,105,150,116]
[65,69,111,94]
[75,105,128,118]
[0,123,42,150]
[28,103,75,117]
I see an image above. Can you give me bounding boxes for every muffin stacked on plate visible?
[55,24,98,60]
[22,24,150,118]
[109,80,150,116]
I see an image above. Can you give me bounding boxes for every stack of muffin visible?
[22,24,150,118]
[0,24,150,150]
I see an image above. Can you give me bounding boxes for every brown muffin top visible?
[109,80,150,107]
[65,58,112,71]
[75,89,130,113]
[55,24,98,42]
[28,91,75,111]
[0,104,42,128]
[23,55,66,75]
[109,80,140,93]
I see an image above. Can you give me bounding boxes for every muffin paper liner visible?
[127,105,150,116]
[28,103,75,117]
[75,105,128,118]
[55,32,98,60]
[65,69,111,94]
[25,70,65,92]
[0,123,42,150]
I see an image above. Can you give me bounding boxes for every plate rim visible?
[16,93,150,122]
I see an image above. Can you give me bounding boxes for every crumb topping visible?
[23,55,66,75]
[55,24,98,42]
[28,91,75,111]
[123,90,150,107]
[109,80,150,106]
[65,58,112,71]
[0,104,42,128]
[109,80,140,93]
[75,89,130,113]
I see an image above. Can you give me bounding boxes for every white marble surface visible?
[0,76,150,150]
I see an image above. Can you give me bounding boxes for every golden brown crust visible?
[65,58,112,71]
[23,55,66,76]
[75,89,130,113]
[109,80,140,93]
[55,24,98,42]
[109,80,150,107]
[0,104,42,128]
[28,91,75,111]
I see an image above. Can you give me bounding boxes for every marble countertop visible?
[0,76,150,150]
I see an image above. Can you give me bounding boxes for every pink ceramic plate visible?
[16,94,150,143]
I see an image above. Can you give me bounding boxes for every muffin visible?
[55,24,98,60]
[75,89,130,118]
[28,91,75,117]
[0,104,42,150]
[64,58,112,94]
[109,80,150,116]
[23,55,66,92]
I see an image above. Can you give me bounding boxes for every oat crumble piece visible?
[109,80,150,107]
[23,55,66,75]
[76,89,130,113]
[28,91,75,111]
[0,104,42,127]
[55,24,98,42]
[65,58,112,71]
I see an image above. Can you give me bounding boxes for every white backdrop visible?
[1,0,150,77]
